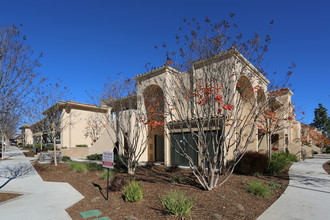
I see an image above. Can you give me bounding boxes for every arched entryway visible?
[143,85,165,162]
[236,75,257,151]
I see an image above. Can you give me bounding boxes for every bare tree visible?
[257,88,301,157]
[0,25,43,158]
[150,15,292,190]
[84,113,107,146]
[29,81,70,166]
[95,76,162,175]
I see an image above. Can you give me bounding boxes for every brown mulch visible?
[33,162,289,220]
[23,151,35,157]
[323,160,330,174]
[0,192,22,203]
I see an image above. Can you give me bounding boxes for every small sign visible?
[102,151,114,169]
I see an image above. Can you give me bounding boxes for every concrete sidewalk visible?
[0,146,84,220]
[258,154,330,220]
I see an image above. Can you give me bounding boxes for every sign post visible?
[102,151,114,200]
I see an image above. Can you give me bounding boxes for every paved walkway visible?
[258,154,330,220]
[0,146,84,220]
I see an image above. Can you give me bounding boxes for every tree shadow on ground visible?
[0,163,34,189]
[5,152,24,158]
[92,182,107,200]
[290,173,330,189]
[133,166,203,190]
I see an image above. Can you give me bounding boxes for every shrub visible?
[144,161,155,169]
[87,153,102,161]
[70,162,87,173]
[86,162,104,172]
[286,152,298,162]
[101,169,114,180]
[267,151,297,174]
[246,181,270,197]
[76,144,88,148]
[124,179,143,202]
[234,151,269,175]
[253,172,261,178]
[268,180,285,190]
[35,144,54,151]
[160,190,196,217]
[110,176,127,191]
[167,164,180,173]
[170,176,184,183]
[114,155,128,173]
[303,142,311,147]
[62,156,71,162]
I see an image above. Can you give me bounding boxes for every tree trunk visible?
[207,163,216,190]
[53,134,57,166]
[128,167,135,175]
[5,134,8,152]
[267,132,271,158]
[1,134,4,159]
[127,158,135,175]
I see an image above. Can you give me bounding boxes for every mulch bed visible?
[23,151,35,157]
[323,160,330,175]
[33,162,289,220]
[0,192,22,203]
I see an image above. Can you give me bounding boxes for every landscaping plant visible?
[144,161,155,169]
[76,144,88,148]
[169,176,184,183]
[268,180,285,190]
[86,162,104,172]
[234,151,269,175]
[70,162,87,173]
[267,151,297,174]
[160,190,196,217]
[62,156,71,162]
[110,176,127,191]
[124,179,143,202]
[246,181,270,197]
[101,169,114,180]
[87,153,102,160]
[114,154,129,173]
[167,164,180,173]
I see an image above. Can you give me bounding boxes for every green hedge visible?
[267,151,297,174]
[76,144,88,148]
[87,153,102,160]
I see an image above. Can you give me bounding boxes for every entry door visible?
[148,135,155,162]
[155,135,164,162]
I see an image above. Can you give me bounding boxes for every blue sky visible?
[1,0,329,124]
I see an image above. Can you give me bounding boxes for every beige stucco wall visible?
[62,108,111,148]
[311,145,321,154]
[133,54,270,165]
[61,147,89,157]
[117,109,149,163]
[89,125,116,155]
[302,145,313,158]
[58,106,113,157]
[23,128,33,145]
[61,108,93,148]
